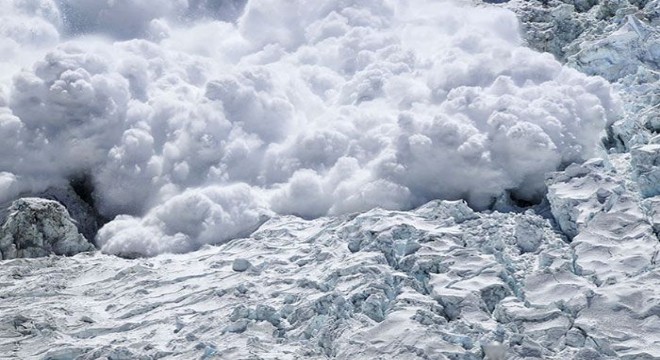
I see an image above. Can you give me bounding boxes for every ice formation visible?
[500,0,660,149]
[0,198,94,259]
[2,199,659,358]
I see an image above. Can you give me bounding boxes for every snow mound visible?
[0,198,94,259]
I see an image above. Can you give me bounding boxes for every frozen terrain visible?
[495,0,660,149]
[2,199,658,359]
[1,0,660,359]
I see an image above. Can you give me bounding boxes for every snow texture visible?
[1,198,659,359]
[545,153,660,358]
[0,201,648,359]
[494,0,660,150]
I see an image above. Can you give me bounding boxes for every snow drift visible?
[0,0,620,256]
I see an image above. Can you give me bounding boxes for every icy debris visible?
[0,198,603,359]
[414,200,479,224]
[0,198,95,259]
[543,154,660,358]
[641,196,660,233]
[513,216,545,253]
[1,194,659,358]
[631,144,660,197]
[545,158,623,239]
[493,0,660,75]
[232,258,251,272]
[571,15,660,82]
[489,0,660,151]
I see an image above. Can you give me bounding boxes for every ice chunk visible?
[0,198,95,259]
[232,258,251,272]
[546,158,622,239]
[631,144,660,198]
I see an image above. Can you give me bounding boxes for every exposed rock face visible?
[0,198,95,260]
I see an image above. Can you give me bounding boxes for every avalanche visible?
[1,0,660,359]
[0,0,619,255]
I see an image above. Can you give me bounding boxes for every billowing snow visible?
[0,0,620,255]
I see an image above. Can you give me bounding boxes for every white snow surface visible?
[2,199,659,359]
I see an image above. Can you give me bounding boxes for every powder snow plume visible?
[0,0,620,256]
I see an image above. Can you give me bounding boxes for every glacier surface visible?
[2,200,658,359]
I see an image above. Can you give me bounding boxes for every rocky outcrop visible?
[0,198,95,260]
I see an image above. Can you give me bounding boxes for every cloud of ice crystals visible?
[0,0,620,256]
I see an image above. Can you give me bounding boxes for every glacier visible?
[1,196,659,359]
[2,200,657,359]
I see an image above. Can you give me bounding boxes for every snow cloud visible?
[0,0,620,256]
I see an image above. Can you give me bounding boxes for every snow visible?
[0,202,599,358]
[0,0,621,256]
[1,197,658,358]
[0,0,660,358]
[496,0,660,150]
